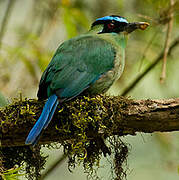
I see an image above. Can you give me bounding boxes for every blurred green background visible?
[0,0,179,179]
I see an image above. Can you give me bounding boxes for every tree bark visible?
[1,95,179,147]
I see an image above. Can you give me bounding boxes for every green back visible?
[37,34,117,100]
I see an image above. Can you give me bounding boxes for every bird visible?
[25,15,149,145]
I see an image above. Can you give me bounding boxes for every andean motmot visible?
[25,15,149,145]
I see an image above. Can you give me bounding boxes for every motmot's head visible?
[91,15,149,34]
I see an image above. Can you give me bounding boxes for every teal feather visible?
[38,35,118,100]
[26,15,137,145]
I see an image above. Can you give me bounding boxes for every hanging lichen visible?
[0,94,130,179]
[1,145,47,180]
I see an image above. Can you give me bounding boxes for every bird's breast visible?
[87,46,125,95]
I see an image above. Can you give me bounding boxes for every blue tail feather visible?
[25,94,59,145]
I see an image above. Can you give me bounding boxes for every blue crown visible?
[95,15,128,23]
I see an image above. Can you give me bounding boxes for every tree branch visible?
[40,154,67,180]
[121,36,179,96]
[1,95,179,147]
[160,0,174,82]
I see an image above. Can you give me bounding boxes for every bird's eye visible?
[107,22,115,29]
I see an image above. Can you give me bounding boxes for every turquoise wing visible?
[37,35,116,100]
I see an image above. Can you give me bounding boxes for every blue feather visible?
[25,94,59,145]
[95,16,128,23]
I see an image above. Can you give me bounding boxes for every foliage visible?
[0,92,8,107]
[0,167,24,180]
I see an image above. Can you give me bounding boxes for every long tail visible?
[25,94,59,146]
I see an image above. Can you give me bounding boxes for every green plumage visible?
[38,31,126,101]
[26,15,149,145]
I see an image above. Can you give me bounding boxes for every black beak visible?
[124,22,149,33]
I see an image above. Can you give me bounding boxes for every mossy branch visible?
[1,95,179,147]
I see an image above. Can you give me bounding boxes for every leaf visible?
[1,167,24,180]
[0,92,8,107]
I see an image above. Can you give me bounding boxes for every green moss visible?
[0,98,47,180]
[1,98,40,129]
[0,95,130,180]
[53,95,130,179]
[1,145,47,180]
